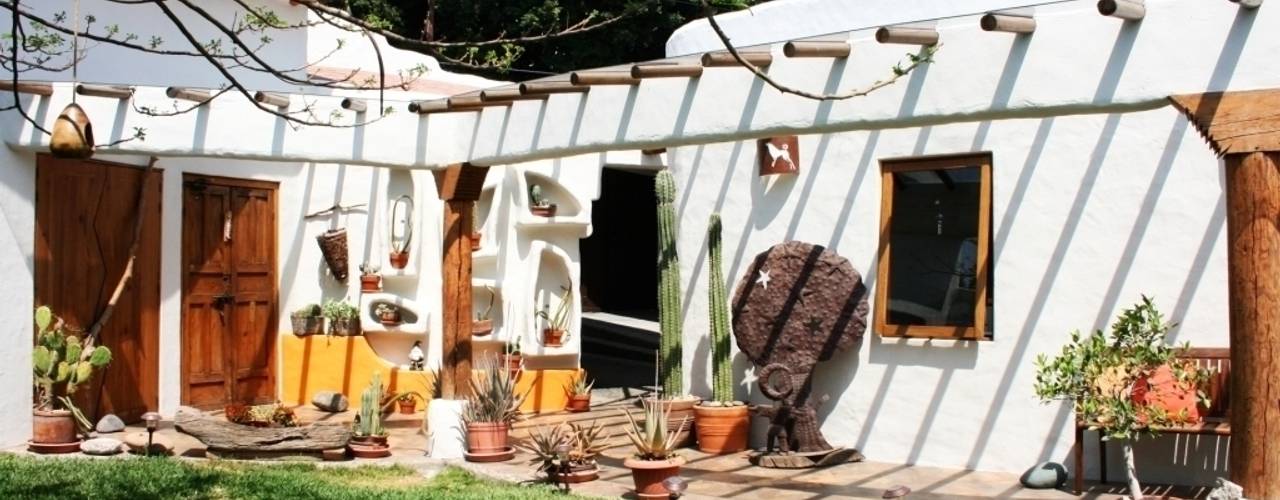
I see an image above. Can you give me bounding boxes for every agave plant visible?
[569,372,594,397]
[518,423,570,474]
[621,400,687,461]
[464,354,528,424]
[519,420,611,476]
[568,420,610,463]
[32,306,112,431]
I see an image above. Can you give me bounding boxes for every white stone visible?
[95,414,126,434]
[427,400,467,459]
[80,437,123,456]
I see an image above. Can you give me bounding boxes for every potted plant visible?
[519,420,609,484]
[473,285,495,337]
[359,262,382,292]
[31,306,112,453]
[375,303,401,326]
[620,399,689,499]
[349,372,391,458]
[536,284,572,348]
[322,299,361,336]
[289,303,324,336]
[566,372,593,413]
[463,355,528,461]
[396,393,421,414]
[529,183,557,217]
[1035,296,1211,500]
[388,195,413,269]
[694,213,749,454]
[470,203,483,251]
[505,337,523,374]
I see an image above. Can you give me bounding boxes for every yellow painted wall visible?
[280,334,580,413]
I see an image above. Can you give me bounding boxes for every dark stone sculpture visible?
[732,241,869,468]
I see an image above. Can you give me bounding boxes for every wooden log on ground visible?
[174,406,351,452]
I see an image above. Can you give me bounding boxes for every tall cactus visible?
[356,372,385,437]
[707,214,733,403]
[655,170,683,396]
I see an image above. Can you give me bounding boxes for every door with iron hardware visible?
[181,175,278,410]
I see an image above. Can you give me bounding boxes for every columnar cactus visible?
[707,214,733,403]
[356,372,385,437]
[655,170,683,396]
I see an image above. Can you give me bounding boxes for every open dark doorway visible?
[579,168,659,389]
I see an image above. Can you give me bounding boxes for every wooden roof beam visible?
[980,13,1036,34]
[253,91,290,108]
[479,88,551,102]
[631,63,703,79]
[75,84,133,100]
[166,87,212,103]
[518,81,590,95]
[1230,0,1263,8]
[340,98,367,113]
[0,81,54,96]
[701,50,773,67]
[783,41,851,58]
[1098,0,1145,20]
[570,71,640,86]
[409,98,512,114]
[876,27,940,46]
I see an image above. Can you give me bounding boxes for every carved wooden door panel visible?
[181,175,277,409]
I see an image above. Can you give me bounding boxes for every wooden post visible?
[1224,151,1280,496]
[437,164,489,400]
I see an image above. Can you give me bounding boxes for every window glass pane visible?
[886,164,982,327]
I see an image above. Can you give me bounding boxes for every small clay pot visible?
[397,399,416,415]
[505,354,522,374]
[542,328,565,347]
[348,442,391,459]
[567,394,591,413]
[379,311,402,326]
[470,231,482,251]
[472,319,493,336]
[530,205,557,217]
[693,404,750,454]
[550,464,600,484]
[360,275,382,293]
[624,456,685,500]
[389,251,410,269]
[31,409,78,446]
[465,422,509,454]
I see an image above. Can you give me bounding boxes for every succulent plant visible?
[536,284,573,334]
[621,399,687,461]
[529,184,550,208]
[355,372,387,438]
[32,306,112,431]
[464,355,528,425]
[655,170,683,396]
[569,371,594,397]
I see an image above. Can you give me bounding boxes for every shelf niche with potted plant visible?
[523,243,580,367]
[515,171,591,234]
[381,169,426,279]
[358,293,429,335]
[471,279,504,345]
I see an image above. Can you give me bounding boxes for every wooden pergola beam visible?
[701,50,773,67]
[570,71,640,86]
[1097,0,1145,20]
[435,163,489,400]
[980,14,1036,34]
[631,63,703,79]
[480,88,551,102]
[253,91,290,108]
[75,84,134,100]
[1171,88,1280,497]
[0,81,53,96]
[518,81,590,95]
[166,87,212,103]
[340,97,367,113]
[875,27,940,46]
[1229,0,1264,8]
[783,41,851,58]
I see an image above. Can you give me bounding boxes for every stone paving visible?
[6,413,1214,499]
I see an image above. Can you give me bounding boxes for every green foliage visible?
[655,170,683,396]
[321,299,359,321]
[535,284,573,334]
[528,184,550,208]
[518,419,608,476]
[355,372,386,438]
[293,303,322,317]
[1034,296,1211,441]
[707,213,734,403]
[0,456,573,500]
[464,355,528,425]
[31,306,112,422]
[568,371,594,397]
[620,400,687,461]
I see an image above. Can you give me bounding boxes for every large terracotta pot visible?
[567,394,591,413]
[32,409,78,445]
[466,422,509,454]
[1132,364,1201,425]
[693,404,749,454]
[623,456,685,499]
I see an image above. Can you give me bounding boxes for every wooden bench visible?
[1073,348,1231,494]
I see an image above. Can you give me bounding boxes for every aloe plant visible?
[536,284,573,333]
[569,372,594,397]
[620,399,687,461]
[32,306,112,432]
[464,355,528,425]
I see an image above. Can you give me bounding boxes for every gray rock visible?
[124,431,174,456]
[312,391,349,413]
[1019,462,1067,489]
[1207,478,1244,500]
[95,414,126,434]
[80,437,124,456]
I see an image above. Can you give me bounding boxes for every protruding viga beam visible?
[701,50,774,67]
[570,72,641,86]
[76,84,134,99]
[783,41,851,58]
[980,14,1036,34]
[1098,0,1145,20]
[480,88,551,102]
[518,81,590,95]
[631,63,704,79]
[875,27,940,45]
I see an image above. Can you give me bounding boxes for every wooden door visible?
[181,175,278,410]
[35,155,161,423]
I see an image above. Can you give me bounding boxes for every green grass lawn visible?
[0,454,582,500]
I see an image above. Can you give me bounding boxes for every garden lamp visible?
[554,442,573,493]
[663,476,688,498]
[141,412,161,457]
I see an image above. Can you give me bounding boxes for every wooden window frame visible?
[875,152,992,340]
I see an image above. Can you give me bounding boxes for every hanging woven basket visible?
[316,228,349,281]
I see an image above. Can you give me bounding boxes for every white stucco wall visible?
[0,145,36,450]
[671,105,1229,483]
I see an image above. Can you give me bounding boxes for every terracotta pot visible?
[550,464,599,484]
[567,394,591,413]
[623,456,685,499]
[470,231,482,251]
[466,422,509,454]
[542,328,566,347]
[472,319,493,336]
[694,404,750,454]
[530,205,557,217]
[379,311,402,326]
[360,275,382,292]
[506,354,523,373]
[350,435,388,447]
[348,443,391,459]
[32,409,78,445]
[389,251,410,269]
[1132,364,1202,425]
[397,400,416,415]
[290,314,324,336]
[645,396,700,412]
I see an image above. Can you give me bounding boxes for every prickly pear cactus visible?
[31,306,112,431]
[655,170,683,396]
